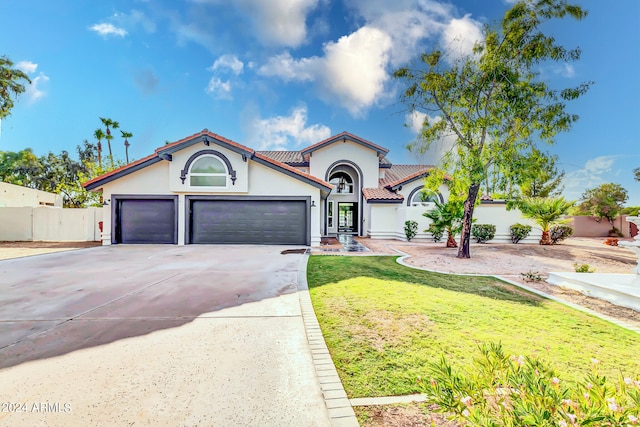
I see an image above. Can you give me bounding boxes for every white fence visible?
[0,206,102,242]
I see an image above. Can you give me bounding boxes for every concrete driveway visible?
[0,245,331,426]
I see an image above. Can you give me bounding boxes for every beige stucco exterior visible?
[0,182,63,208]
[86,130,537,246]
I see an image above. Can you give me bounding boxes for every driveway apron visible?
[0,245,330,427]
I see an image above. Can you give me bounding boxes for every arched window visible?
[410,189,440,206]
[189,155,228,187]
[329,171,354,194]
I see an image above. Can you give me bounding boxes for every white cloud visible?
[189,0,320,48]
[406,110,428,134]
[233,0,320,47]
[245,106,331,150]
[441,14,484,61]
[258,26,392,116]
[90,23,128,37]
[16,61,38,74]
[205,77,232,99]
[14,61,49,104]
[211,54,244,75]
[563,155,621,200]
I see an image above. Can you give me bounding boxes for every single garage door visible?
[115,198,177,244]
[189,199,307,245]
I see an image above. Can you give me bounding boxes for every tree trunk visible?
[446,233,457,248]
[539,230,552,245]
[457,182,481,258]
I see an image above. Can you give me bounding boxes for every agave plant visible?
[423,200,464,247]
[512,196,574,245]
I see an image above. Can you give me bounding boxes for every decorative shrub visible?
[520,271,542,282]
[421,343,640,427]
[428,224,443,242]
[510,223,532,244]
[550,224,573,244]
[574,262,595,273]
[404,220,418,241]
[471,224,496,243]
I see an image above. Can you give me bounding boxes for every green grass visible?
[307,256,640,398]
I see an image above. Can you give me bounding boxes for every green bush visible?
[471,224,496,243]
[574,262,595,273]
[404,220,418,241]
[550,224,573,244]
[428,224,443,242]
[421,343,640,426]
[510,223,532,244]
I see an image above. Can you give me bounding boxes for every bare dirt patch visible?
[0,241,101,260]
[355,403,458,427]
[355,237,640,329]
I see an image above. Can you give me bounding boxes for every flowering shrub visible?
[421,343,640,426]
[550,225,573,244]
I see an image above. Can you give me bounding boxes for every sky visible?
[1,0,639,205]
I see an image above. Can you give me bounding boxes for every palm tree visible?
[121,130,133,163]
[93,128,105,168]
[513,196,574,245]
[100,117,119,167]
[0,55,31,120]
[423,200,464,247]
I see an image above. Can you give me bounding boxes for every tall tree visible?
[99,117,119,167]
[121,130,133,163]
[0,55,31,119]
[0,149,43,187]
[93,128,105,168]
[634,167,640,182]
[394,0,590,258]
[515,148,565,198]
[576,183,628,235]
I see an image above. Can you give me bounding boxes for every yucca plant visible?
[511,196,574,245]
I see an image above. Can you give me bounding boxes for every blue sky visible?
[1,0,639,205]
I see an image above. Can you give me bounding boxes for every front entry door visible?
[338,202,358,233]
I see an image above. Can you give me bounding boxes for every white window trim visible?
[188,154,229,190]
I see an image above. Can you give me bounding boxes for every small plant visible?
[428,224,443,242]
[550,224,573,244]
[471,224,496,243]
[510,223,532,244]
[520,271,542,282]
[404,220,418,241]
[421,343,640,426]
[574,262,595,273]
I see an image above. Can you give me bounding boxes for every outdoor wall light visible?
[311,200,316,208]
[102,199,111,206]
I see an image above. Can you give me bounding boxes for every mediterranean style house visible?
[83,129,534,246]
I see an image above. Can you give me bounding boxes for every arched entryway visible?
[324,161,362,236]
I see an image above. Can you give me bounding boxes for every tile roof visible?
[378,165,432,187]
[83,130,331,191]
[362,187,404,201]
[256,151,306,164]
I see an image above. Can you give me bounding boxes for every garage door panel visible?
[118,199,176,244]
[190,200,306,245]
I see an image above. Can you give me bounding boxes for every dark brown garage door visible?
[115,198,177,244]
[188,198,307,245]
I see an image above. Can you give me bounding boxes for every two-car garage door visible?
[112,196,308,245]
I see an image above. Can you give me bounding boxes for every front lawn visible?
[307,256,640,398]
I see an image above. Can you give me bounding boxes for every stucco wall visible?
[368,200,541,243]
[0,207,102,241]
[569,215,633,238]
[98,153,321,246]
[0,182,63,208]
[308,139,380,188]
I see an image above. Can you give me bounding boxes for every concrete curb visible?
[350,394,426,407]
[298,254,360,427]
[388,246,640,334]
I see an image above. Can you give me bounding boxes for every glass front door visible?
[338,202,358,233]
